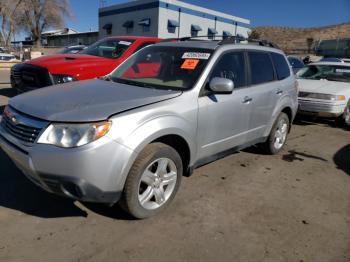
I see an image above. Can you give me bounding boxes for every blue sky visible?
[68,0,350,32]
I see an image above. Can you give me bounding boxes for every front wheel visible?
[336,101,350,126]
[120,143,182,219]
[261,112,290,155]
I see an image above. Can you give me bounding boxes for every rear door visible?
[245,51,278,142]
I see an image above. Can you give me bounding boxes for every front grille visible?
[298,92,311,98]
[1,107,47,145]
[11,64,53,91]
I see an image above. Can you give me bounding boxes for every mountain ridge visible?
[253,22,350,53]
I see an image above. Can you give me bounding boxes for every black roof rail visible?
[160,35,231,42]
[218,36,280,49]
[160,35,280,49]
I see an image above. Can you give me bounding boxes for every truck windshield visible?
[80,39,135,59]
[110,46,213,90]
[297,64,350,83]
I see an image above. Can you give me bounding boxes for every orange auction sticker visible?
[181,59,199,70]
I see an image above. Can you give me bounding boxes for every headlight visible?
[38,121,112,148]
[299,92,346,101]
[52,74,76,84]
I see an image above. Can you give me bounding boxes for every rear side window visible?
[248,52,275,85]
[210,52,246,88]
[272,53,291,80]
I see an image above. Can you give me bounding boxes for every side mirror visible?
[208,77,234,94]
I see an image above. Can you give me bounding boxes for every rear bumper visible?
[0,126,136,204]
[298,98,346,117]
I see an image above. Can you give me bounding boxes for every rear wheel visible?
[120,143,182,219]
[261,112,290,155]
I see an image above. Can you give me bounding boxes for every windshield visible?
[297,64,350,83]
[110,46,213,90]
[80,39,134,59]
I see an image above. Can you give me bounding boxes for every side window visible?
[248,52,275,85]
[210,52,246,88]
[134,42,155,53]
[271,53,291,80]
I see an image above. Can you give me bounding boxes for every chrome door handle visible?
[276,89,283,95]
[242,96,253,104]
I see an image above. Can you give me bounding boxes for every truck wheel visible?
[261,112,290,155]
[336,101,350,126]
[120,143,182,219]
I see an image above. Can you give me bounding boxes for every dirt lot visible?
[0,72,349,262]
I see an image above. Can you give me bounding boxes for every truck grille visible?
[11,64,53,92]
[1,107,47,145]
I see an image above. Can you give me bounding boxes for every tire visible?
[261,112,290,155]
[335,101,350,126]
[120,142,183,219]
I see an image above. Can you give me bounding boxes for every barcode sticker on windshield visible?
[182,52,211,60]
[119,41,132,46]
[336,69,350,73]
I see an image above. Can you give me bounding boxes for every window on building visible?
[271,53,291,80]
[191,24,202,37]
[223,31,232,40]
[248,52,275,85]
[139,18,151,33]
[168,19,179,34]
[103,23,112,35]
[123,21,134,34]
[210,52,247,88]
[208,28,218,40]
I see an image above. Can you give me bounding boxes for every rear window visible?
[248,52,275,85]
[272,53,291,80]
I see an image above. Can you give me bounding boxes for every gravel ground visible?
[0,75,349,262]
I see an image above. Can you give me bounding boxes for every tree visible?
[0,0,23,47]
[306,37,314,53]
[248,29,260,40]
[19,0,73,47]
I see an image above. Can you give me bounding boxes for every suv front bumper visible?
[0,127,136,204]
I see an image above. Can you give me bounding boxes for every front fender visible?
[105,114,197,192]
[122,115,197,162]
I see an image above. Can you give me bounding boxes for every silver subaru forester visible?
[0,40,298,218]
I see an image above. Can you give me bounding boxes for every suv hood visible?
[27,54,117,75]
[9,79,182,122]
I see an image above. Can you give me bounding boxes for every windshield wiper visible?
[110,77,157,88]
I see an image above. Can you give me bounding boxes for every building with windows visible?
[99,0,251,39]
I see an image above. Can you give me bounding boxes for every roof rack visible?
[160,35,280,49]
[219,36,280,49]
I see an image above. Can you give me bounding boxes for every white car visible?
[0,53,16,62]
[297,62,350,125]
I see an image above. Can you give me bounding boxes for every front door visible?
[197,51,250,161]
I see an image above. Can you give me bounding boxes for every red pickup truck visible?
[11,36,161,93]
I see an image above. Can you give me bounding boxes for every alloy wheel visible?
[274,118,288,150]
[138,158,177,210]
